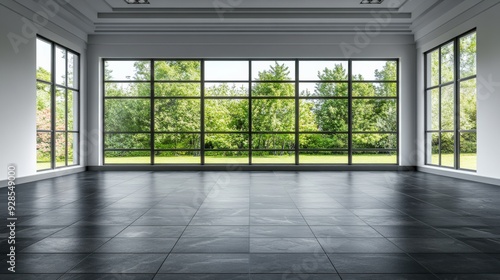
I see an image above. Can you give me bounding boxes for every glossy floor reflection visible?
[1,171,500,279]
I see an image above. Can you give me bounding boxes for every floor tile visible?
[250,238,322,253]
[318,237,403,253]
[249,253,336,273]
[69,254,167,273]
[172,237,249,253]
[328,253,428,273]
[96,238,177,253]
[159,254,249,273]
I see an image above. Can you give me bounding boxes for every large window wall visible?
[103,59,398,165]
[36,37,80,171]
[425,30,477,171]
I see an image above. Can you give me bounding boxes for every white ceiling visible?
[26,0,456,34]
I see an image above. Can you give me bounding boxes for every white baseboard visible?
[417,166,500,186]
[0,166,86,188]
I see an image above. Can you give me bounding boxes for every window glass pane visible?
[55,47,66,86]
[36,39,52,82]
[36,82,52,130]
[460,32,476,78]
[205,134,248,150]
[154,83,200,97]
[105,61,150,81]
[252,61,295,81]
[105,83,150,97]
[441,132,455,168]
[460,78,476,130]
[352,151,397,164]
[299,99,348,132]
[37,132,52,170]
[252,99,295,132]
[427,50,440,87]
[252,82,295,97]
[55,87,66,131]
[426,132,440,165]
[68,133,78,165]
[205,61,249,81]
[155,151,200,164]
[205,83,248,97]
[252,134,295,150]
[441,42,454,84]
[67,52,78,89]
[299,151,348,164]
[353,82,397,97]
[68,90,78,131]
[441,85,454,131]
[352,99,397,132]
[105,133,151,149]
[55,132,66,167]
[104,99,151,132]
[154,99,200,132]
[252,151,295,164]
[352,134,397,149]
[205,151,249,164]
[205,99,249,132]
[299,134,348,149]
[155,133,200,149]
[105,151,151,164]
[426,89,439,131]
[299,61,348,81]
[352,61,396,81]
[299,82,348,97]
[154,61,200,81]
[460,133,476,170]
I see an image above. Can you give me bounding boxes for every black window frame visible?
[102,58,399,165]
[36,36,81,171]
[424,29,477,171]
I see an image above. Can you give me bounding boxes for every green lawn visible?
[104,154,398,164]
[431,153,477,170]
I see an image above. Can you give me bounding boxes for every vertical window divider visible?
[151,60,155,165]
[248,61,253,165]
[65,49,69,167]
[438,48,442,166]
[454,38,461,169]
[50,43,56,170]
[201,60,206,165]
[295,59,300,165]
[348,60,353,165]
[396,59,400,166]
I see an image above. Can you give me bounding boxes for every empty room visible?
[1,0,500,279]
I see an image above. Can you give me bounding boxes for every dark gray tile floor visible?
[1,171,500,279]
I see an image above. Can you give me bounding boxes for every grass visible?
[431,153,477,170]
[103,154,398,164]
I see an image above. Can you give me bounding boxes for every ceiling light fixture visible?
[360,0,384,4]
[124,0,150,4]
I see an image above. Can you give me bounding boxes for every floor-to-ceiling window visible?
[425,30,477,171]
[103,59,398,165]
[36,37,80,171]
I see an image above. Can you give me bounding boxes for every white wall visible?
[416,1,500,180]
[0,3,87,183]
[87,33,417,167]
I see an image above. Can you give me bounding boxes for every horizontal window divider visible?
[352,149,398,152]
[457,75,477,82]
[352,80,398,83]
[298,97,349,99]
[425,130,455,133]
[252,131,296,134]
[351,131,398,134]
[204,96,249,99]
[252,149,296,152]
[104,149,151,152]
[154,131,201,134]
[204,149,250,152]
[104,96,151,99]
[298,80,349,83]
[105,131,152,134]
[37,130,53,133]
[154,149,201,152]
[153,80,201,83]
[458,130,477,133]
[351,96,398,99]
[250,96,296,99]
[36,79,52,85]
[299,149,349,152]
[299,131,349,134]
[427,81,454,88]
[251,80,296,83]
[204,80,249,83]
[205,131,249,134]
[153,96,201,99]
[104,80,151,83]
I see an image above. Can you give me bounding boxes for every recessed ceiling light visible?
[360,0,384,4]
[124,0,150,4]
